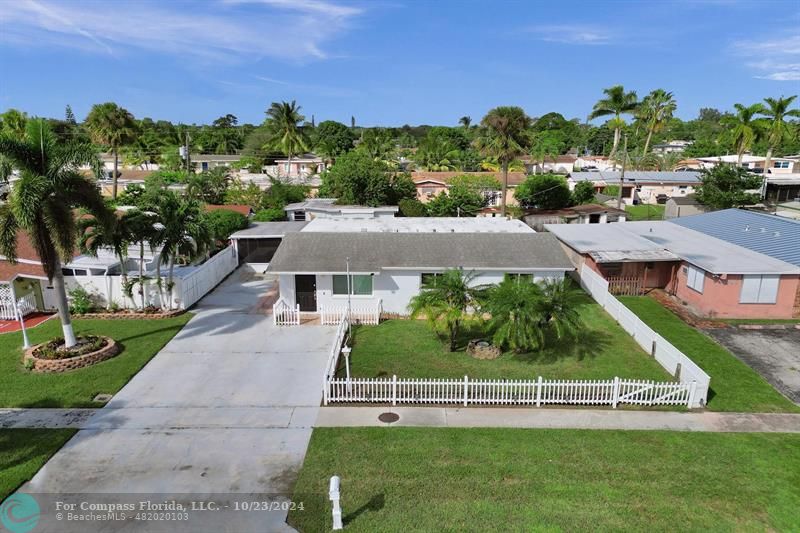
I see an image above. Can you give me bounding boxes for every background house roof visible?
[411,171,527,187]
[229,221,309,239]
[670,209,800,267]
[205,204,253,216]
[267,232,573,274]
[300,217,534,233]
[568,171,702,184]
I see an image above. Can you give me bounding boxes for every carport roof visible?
[229,221,308,239]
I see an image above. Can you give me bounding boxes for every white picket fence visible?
[322,315,350,394]
[273,299,300,326]
[577,267,710,408]
[325,375,695,408]
[0,286,36,320]
[320,301,381,325]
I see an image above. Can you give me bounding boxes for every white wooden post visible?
[463,375,468,406]
[612,376,620,409]
[329,475,342,530]
[687,380,697,408]
[295,304,301,325]
[392,374,397,406]
[321,305,325,325]
[535,376,542,407]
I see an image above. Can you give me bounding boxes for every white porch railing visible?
[320,301,381,325]
[0,286,36,320]
[326,375,696,408]
[322,315,350,404]
[273,298,300,326]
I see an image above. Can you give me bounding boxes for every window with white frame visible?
[773,161,790,169]
[420,272,442,287]
[685,264,705,293]
[332,274,373,296]
[740,275,779,304]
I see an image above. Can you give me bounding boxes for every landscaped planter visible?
[76,309,185,320]
[24,336,120,373]
[467,339,501,360]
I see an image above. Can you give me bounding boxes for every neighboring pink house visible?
[274,153,326,178]
[546,222,800,319]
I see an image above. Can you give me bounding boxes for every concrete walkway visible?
[316,406,800,433]
[20,269,338,533]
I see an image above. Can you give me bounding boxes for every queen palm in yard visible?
[536,278,584,344]
[263,101,310,177]
[408,269,480,352]
[474,107,531,216]
[85,102,138,199]
[758,95,800,175]
[640,89,677,156]
[722,103,766,167]
[588,85,639,165]
[78,211,138,308]
[481,275,546,353]
[0,120,112,347]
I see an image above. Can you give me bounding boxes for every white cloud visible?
[732,34,800,81]
[0,0,363,63]
[525,25,612,46]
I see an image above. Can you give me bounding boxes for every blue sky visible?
[0,0,798,126]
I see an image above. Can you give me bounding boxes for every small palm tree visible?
[481,275,545,353]
[85,102,138,199]
[459,116,472,129]
[408,269,479,352]
[474,107,531,216]
[123,209,160,309]
[758,95,800,174]
[640,89,677,155]
[0,120,112,347]
[78,211,137,308]
[263,101,310,177]
[536,279,584,344]
[722,103,766,167]
[588,85,639,164]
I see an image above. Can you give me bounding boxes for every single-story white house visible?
[267,230,573,315]
[284,198,399,221]
[567,171,702,205]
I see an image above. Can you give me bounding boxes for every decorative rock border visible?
[76,309,185,320]
[467,339,501,360]
[24,337,120,373]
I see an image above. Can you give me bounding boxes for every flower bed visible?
[24,336,120,373]
[76,308,185,320]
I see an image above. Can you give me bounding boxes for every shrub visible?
[398,198,427,217]
[205,209,249,243]
[33,335,108,360]
[572,181,596,205]
[68,286,97,314]
[254,208,286,221]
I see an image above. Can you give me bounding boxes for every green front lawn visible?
[345,300,671,381]
[1,429,76,501]
[0,315,191,407]
[289,428,800,532]
[625,204,665,221]
[619,297,799,413]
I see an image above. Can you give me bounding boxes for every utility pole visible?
[617,134,627,210]
[185,132,191,175]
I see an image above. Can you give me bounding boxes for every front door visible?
[295,275,317,312]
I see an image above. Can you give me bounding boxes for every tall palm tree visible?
[640,89,677,156]
[408,269,480,352]
[759,95,800,174]
[474,106,531,216]
[85,102,138,199]
[588,85,639,165]
[125,209,160,310]
[78,211,137,308]
[263,101,310,177]
[0,120,111,347]
[481,275,546,353]
[458,116,472,129]
[721,103,766,167]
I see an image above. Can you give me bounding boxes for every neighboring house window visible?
[685,265,705,293]
[284,163,290,173]
[773,161,790,169]
[421,273,442,287]
[740,275,779,304]
[509,273,533,283]
[201,162,209,171]
[293,211,306,221]
[332,275,373,296]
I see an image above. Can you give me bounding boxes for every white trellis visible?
[0,284,36,320]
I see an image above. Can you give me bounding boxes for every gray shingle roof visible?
[267,232,574,273]
[670,208,800,267]
[569,171,702,184]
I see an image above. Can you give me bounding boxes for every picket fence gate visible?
[273,299,300,326]
[324,375,696,408]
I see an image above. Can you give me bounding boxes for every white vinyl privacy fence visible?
[577,267,710,407]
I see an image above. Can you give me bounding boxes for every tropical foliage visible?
[695,166,763,209]
[85,102,138,198]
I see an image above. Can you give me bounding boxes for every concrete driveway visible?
[24,268,338,532]
[707,328,800,404]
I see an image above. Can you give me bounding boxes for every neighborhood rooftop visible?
[545,221,800,275]
[284,198,399,214]
[300,217,535,233]
[229,221,309,239]
[670,209,800,267]
[267,232,573,274]
[569,171,702,184]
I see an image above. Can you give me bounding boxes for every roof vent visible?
[760,227,766,233]
[774,231,781,237]
[744,225,750,232]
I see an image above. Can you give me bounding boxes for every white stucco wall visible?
[278,269,567,315]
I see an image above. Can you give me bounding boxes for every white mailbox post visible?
[329,475,343,530]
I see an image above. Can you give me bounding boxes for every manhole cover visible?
[93,394,113,403]
[378,412,400,423]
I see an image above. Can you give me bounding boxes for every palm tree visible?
[78,211,137,308]
[588,85,639,165]
[721,103,766,167]
[640,89,677,156]
[474,107,531,216]
[459,116,472,129]
[85,102,138,199]
[759,95,800,175]
[536,279,584,344]
[125,209,160,309]
[263,101,310,177]
[481,275,546,353]
[408,269,480,352]
[151,192,211,310]
[0,120,111,347]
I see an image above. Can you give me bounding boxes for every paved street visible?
[22,268,338,532]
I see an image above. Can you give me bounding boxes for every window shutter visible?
[740,275,761,303]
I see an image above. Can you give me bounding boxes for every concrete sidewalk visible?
[315,406,800,433]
